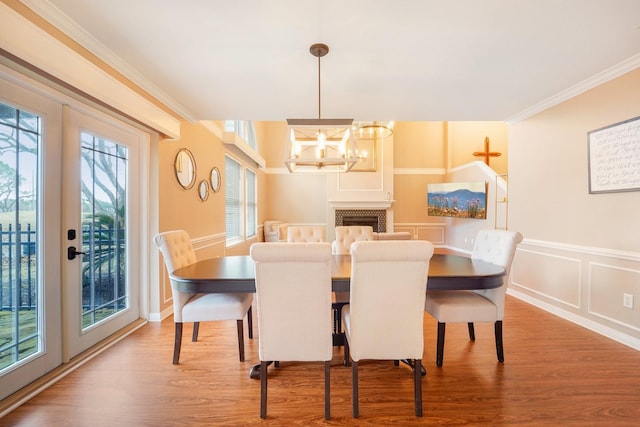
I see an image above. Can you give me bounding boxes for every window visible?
[245,169,256,238]
[224,120,257,151]
[225,155,257,245]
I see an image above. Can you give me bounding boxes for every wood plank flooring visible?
[2,296,640,426]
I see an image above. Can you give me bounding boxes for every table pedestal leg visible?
[400,359,427,376]
[250,361,272,379]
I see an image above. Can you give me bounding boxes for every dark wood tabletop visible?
[170,253,506,293]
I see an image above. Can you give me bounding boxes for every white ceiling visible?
[26,0,640,123]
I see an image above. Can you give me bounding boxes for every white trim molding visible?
[507,53,640,124]
[0,2,181,138]
[509,238,640,351]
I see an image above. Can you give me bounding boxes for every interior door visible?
[61,106,144,361]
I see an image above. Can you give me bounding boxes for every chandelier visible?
[285,43,363,173]
[352,121,394,140]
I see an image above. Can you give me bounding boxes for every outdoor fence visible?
[0,224,37,311]
[0,224,125,311]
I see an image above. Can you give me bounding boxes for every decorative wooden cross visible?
[473,136,502,165]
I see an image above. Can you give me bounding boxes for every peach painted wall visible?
[509,69,639,252]
[508,67,640,347]
[158,122,226,247]
[448,121,508,175]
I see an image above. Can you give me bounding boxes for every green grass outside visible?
[0,210,37,228]
[0,309,37,370]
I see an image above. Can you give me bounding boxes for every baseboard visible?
[507,288,640,351]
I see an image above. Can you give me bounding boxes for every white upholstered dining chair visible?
[331,225,375,317]
[331,225,374,254]
[154,230,254,364]
[424,229,523,367]
[250,242,333,420]
[286,225,326,242]
[342,240,434,417]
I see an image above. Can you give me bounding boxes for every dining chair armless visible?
[251,242,333,420]
[286,225,326,242]
[331,225,375,337]
[424,229,523,367]
[154,230,253,364]
[342,240,434,417]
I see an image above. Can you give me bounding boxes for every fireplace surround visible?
[335,209,386,232]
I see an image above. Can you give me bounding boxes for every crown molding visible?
[1,2,181,137]
[20,0,196,123]
[507,53,640,124]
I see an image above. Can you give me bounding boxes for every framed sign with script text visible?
[588,116,640,194]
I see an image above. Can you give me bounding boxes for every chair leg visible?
[173,322,183,365]
[468,322,475,341]
[495,320,504,363]
[414,359,423,417]
[236,320,245,362]
[247,306,254,339]
[192,322,199,342]
[352,360,359,418]
[260,361,268,419]
[436,322,446,367]
[324,360,331,420]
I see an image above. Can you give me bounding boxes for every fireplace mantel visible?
[329,200,393,209]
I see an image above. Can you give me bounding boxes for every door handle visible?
[67,246,87,260]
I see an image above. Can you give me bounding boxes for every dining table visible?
[170,252,506,378]
[169,253,506,294]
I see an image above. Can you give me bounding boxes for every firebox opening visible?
[342,216,379,231]
[335,209,386,233]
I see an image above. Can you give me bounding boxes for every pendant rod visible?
[317,52,321,119]
[309,43,329,120]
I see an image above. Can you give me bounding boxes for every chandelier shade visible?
[285,118,365,173]
[353,121,394,140]
[285,43,364,173]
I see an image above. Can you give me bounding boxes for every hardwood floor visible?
[2,296,639,426]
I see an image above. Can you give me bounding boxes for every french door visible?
[0,74,63,401]
[0,68,148,401]
[61,107,144,361]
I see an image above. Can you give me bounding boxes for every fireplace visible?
[335,209,386,232]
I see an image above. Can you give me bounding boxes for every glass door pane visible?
[0,104,40,370]
[80,133,128,329]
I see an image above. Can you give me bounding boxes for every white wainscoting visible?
[509,239,640,351]
[511,249,582,309]
[394,222,446,245]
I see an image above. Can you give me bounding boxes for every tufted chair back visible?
[251,242,333,419]
[471,229,523,319]
[331,226,374,254]
[287,226,326,242]
[342,240,434,417]
[345,240,434,361]
[154,230,198,323]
